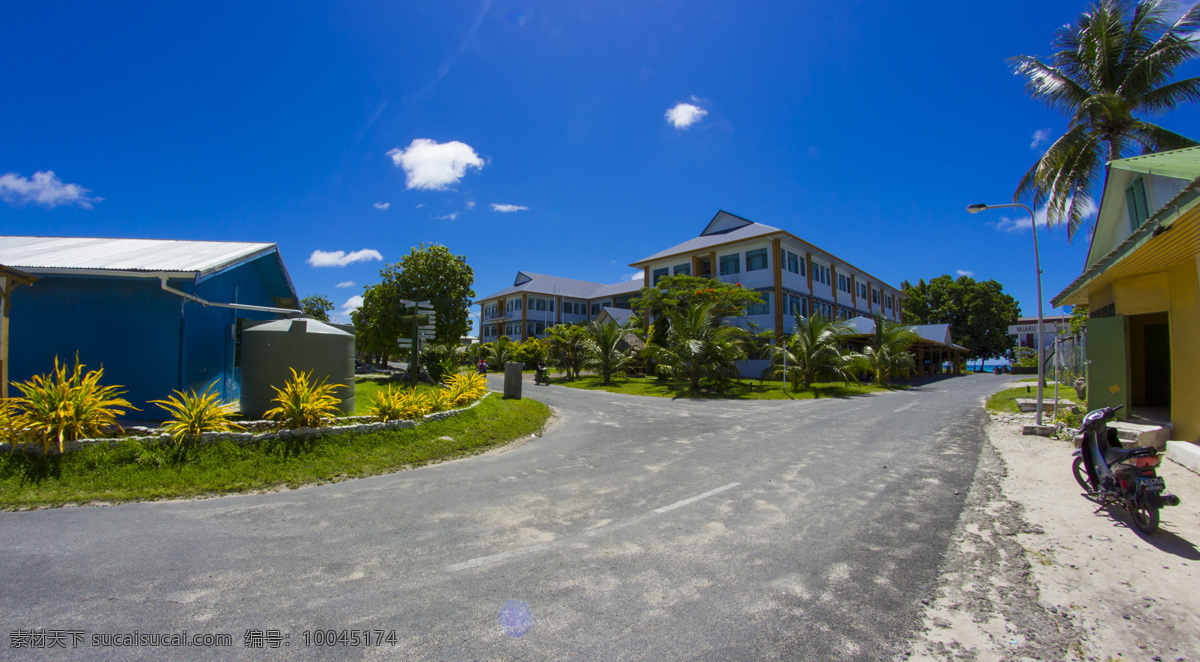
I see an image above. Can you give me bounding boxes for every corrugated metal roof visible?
[0,236,278,278]
[477,271,645,302]
[1110,145,1200,180]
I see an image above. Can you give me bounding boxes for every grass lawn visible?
[555,374,903,400]
[351,376,450,415]
[986,384,1082,414]
[0,395,550,510]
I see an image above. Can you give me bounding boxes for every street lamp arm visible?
[964,201,1047,426]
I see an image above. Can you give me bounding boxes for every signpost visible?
[397,299,437,382]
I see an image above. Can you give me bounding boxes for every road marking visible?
[445,542,554,572]
[446,482,742,572]
[893,401,919,413]
[653,482,740,514]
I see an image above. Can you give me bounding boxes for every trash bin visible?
[504,362,524,399]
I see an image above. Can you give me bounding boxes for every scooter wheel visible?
[1129,495,1160,535]
[1071,455,1095,492]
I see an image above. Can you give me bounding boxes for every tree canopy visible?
[352,244,475,360]
[1011,0,1200,239]
[901,275,1020,363]
[300,294,333,322]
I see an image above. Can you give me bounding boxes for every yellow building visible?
[1053,147,1200,441]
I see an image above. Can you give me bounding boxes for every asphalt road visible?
[0,374,1012,661]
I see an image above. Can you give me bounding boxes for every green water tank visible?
[239,318,355,419]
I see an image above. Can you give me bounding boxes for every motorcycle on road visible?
[1071,404,1181,534]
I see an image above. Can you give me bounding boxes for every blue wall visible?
[9,253,295,420]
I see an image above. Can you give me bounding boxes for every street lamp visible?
[966,202,1046,426]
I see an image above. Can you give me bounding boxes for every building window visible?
[872,290,880,305]
[674,263,691,276]
[787,294,808,318]
[838,274,851,293]
[745,248,768,271]
[534,298,547,311]
[787,251,800,274]
[813,263,830,285]
[591,303,601,316]
[515,298,522,311]
[719,254,740,275]
[1126,178,1149,230]
[653,267,669,286]
[748,298,770,316]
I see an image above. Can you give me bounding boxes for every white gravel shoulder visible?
[909,411,1200,662]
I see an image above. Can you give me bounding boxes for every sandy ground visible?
[909,411,1200,662]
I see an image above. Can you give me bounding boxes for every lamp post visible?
[966,202,1045,425]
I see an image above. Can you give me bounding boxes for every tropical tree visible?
[484,336,516,370]
[858,315,919,386]
[582,320,631,384]
[300,294,334,322]
[546,324,587,379]
[901,275,1019,369]
[768,314,860,392]
[644,302,750,391]
[512,336,548,367]
[1011,0,1200,239]
[353,244,475,360]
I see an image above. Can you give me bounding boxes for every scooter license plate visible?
[1138,478,1165,492]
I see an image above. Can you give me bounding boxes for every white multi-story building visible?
[475,210,904,342]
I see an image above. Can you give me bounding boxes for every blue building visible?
[0,236,300,417]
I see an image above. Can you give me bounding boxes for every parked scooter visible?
[1072,404,1181,534]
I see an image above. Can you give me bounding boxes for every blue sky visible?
[4,1,1200,334]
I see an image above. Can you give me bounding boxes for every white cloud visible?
[956,270,974,277]
[0,170,102,209]
[994,197,1096,234]
[373,202,390,210]
[437,212,458,221]
[336,281,356,288]
[466,201,476,209]
[387,138,483,190]
[1029,128,1052,151]
[665,100,707,129]
[624,271,644,282]
[339,295,364,317]
[307,249,384,267]
[490,203,528,213]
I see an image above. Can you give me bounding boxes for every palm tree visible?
[645,302,749,391]
[582,320,631,384]
[546,324,587,380]
[768,314,860,392]
[859,315,918,386]
[1012,0,1200,239]
[486,336,516,370]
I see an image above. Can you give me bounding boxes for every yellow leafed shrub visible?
[443,372,488,406]
[9,355,136,454]
[150,383,245,447]
[264,368,342,429]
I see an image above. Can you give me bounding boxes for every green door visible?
[1087,315,1129,416]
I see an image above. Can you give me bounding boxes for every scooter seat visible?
[1104,445,1157,464]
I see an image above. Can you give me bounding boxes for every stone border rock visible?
[0,394,489,457]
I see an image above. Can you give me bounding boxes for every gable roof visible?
[1054,148,1200,306]
[477,271,646,302]
[844,316,967,351]
[631,210,783,266]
